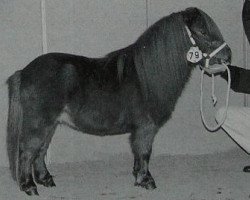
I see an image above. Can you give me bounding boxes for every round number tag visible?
[187,46,203,63]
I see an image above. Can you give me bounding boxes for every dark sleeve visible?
[221,65,250,94]
[222,2,250,94]
[243,0,250,43]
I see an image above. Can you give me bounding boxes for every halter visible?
[185,26,231,132]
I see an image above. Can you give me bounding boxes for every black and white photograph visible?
[0,0,250,199]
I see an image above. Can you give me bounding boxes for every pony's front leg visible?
[130,120,158,190]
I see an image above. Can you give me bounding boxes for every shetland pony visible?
[7,7,231,195]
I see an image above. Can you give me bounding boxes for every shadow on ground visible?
[1,148,250,200]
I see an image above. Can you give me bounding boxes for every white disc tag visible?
[187,46,203,63]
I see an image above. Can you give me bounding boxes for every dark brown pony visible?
[7,7,231,195]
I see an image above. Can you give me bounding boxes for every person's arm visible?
[221,65,250,94]
[243,0,250,43]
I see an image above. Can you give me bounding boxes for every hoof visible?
[36,174,56,187]
[134,172,157,190]
[20,183,39,196]
[25,188,39,196]
[243,166,250,172]
[135,179,157,190]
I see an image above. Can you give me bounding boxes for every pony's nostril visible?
[220,49,231,64]
[224,54,231,64]
[226,48,232,63]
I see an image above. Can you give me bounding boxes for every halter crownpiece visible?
[185,26,203,63]
[185,25,231,132]
[185,25,196,46]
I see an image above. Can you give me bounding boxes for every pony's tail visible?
[7,70,22,181]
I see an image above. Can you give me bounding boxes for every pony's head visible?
[133,7,232,124]
[182,7,232,65]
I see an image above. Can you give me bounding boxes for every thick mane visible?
[132,11,193,124]
[102,8,225,124]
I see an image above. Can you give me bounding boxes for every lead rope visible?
[200,63,231,131]
[185,25,231,132]
[211,74,217,105]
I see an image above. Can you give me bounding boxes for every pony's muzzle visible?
[209,46,231,66]
[216,45,232,65]
[225,46,232,64]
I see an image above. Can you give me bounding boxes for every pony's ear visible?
[182,7,201,27]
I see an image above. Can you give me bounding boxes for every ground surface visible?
[1,149,250,200]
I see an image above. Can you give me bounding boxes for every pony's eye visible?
[199,30,206,36]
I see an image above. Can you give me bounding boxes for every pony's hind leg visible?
[18,123,45,196]
[130,118,158,190]
[33,124,57,187]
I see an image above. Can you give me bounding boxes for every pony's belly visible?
[57,104,130,136]
[73,108,129,136]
